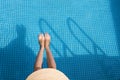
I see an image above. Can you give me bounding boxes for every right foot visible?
[38,34,44,48]
[45,33,50,48]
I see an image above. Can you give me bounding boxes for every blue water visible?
[0,0,120,80]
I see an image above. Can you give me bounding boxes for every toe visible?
[39,34,44,40]
[38,34,42,40]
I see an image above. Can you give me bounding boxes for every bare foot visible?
[45,33,50,48]
[38,34,44,48]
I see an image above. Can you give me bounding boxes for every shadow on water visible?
[67,17,106,56]
[66,17,120,80]
[0,18,119,80]
[38,18,120,80]
[0,25,35,80]
[39,18,75,57]
[110,0,120,56]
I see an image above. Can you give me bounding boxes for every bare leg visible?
[34,34,45,71]
[45,33,56,69]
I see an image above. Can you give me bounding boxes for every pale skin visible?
[34,33,56,71]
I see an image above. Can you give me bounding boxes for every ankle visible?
[45,46,50,50]
[40,46,44,50]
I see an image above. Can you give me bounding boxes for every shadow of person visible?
[0,25,35,80]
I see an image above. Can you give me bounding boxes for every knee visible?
[49,65,57,69]
[34,67,41,71]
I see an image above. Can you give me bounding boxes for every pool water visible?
[0,0,120,80]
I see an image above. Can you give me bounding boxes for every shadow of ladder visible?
[38,17,116,79]
[38,18,75,57]
[66,17,114,79]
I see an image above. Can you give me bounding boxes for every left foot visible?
[38,34,45,48]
